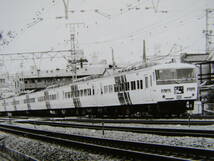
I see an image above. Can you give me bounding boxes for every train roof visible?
[71,63,196,83]
[0,62,197,99]
[151,63,196,70]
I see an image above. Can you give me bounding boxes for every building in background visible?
[180,52,214,115]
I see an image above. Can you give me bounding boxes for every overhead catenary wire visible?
[79,1,205,46]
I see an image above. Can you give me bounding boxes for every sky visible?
[0,0,214,74]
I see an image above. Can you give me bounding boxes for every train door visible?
[144,74,152,103]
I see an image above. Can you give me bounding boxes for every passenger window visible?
[145,77,148,88]
[109,85,113,93]
[114,84,118,92]
[88,89,91,95]
[131,81,136,90]
[140,80,143,89]
[125,82,129,91]
[84,89,87,96]
[137,80,140,89]
[150,75,152,86]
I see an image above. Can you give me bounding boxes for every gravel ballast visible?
[2,121,214,160]
[15,123,214,150]
[1,132,120,161]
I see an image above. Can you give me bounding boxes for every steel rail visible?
[0,123,185,161]
[17,120,214,138]
[0,123,213,160]
[47,118,214,125]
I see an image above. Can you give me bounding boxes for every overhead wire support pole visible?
[70,34,77,80]
[143,40,147,66]
[66,23,85,80]
[62,0,69,19]
[111,47,116,71]
[206,8,209,54]
[204,8,214,59]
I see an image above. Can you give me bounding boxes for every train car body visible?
[0,63,198,117]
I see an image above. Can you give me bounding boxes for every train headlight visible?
[187,87,195,92]
[161,89,171,93]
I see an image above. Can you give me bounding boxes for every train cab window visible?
[92,88,95,95]
[131,81,136,90]
[145,77,148,88]
[140,80,143,89]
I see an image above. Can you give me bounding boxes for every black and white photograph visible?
[0,0,214,160]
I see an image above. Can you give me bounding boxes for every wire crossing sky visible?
[0,0,213,73]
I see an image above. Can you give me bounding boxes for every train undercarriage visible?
[0,100,194,118]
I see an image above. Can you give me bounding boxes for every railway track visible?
[17,120,214,138]
[47,118,214,125]
[0,123,213,160]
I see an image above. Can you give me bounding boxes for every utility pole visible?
[66,23,85,80]
[143,40,147,65]
[62,0,69,19]
[70,34,77,80]
[204,9,214,59]
[111,47,116,71]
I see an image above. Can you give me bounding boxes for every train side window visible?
[109,85,113,93]
[121,83,125,91]
[13,100,19,105]
[153,72,156,81]
[38,96,44,102]
[150,75,152,86]
[114,84,118,92]
[140,80,143,89]
[101,88,103,94]
[80,90,83,96]
[71,90,74,97]
[53,94,57,100]
[84,89,87,96]
[24,99,27,104]
[75,90,78,97]
[137,80,140,89]
[125,82,129,91]
[145,77,148,88]
[131,81,136,90]
[30,98,35,103]
[66,92,71,98]
[104,86,107,94]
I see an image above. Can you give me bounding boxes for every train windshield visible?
[155,68,196,85]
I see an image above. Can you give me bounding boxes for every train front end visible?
[153,63,198,115]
